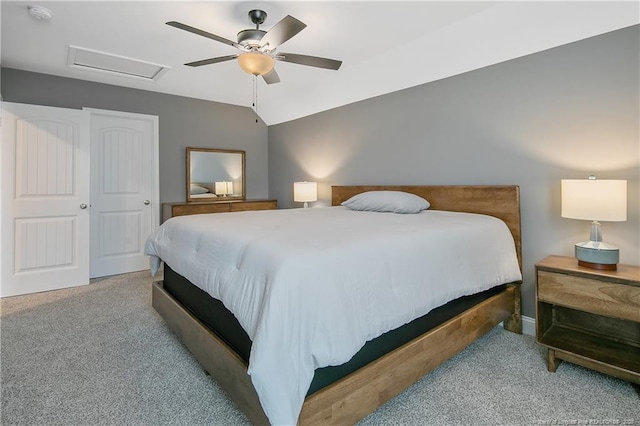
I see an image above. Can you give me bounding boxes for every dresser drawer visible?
[170,203,230,217]
[537,270,640,322]
[230,200,277,212]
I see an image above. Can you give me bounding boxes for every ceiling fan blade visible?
[185,55,238,67]
[259,15,306,48]
[277,53,342,70]
[166,21,242,50]
[262,69,281,85]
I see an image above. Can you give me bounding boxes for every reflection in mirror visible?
[187,148,246,202]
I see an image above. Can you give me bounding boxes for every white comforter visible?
[145,207,521,425]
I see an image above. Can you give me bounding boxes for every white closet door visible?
[88,110,158,278]
[1,102,90,297]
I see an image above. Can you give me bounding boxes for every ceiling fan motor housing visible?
[237,29,267,47]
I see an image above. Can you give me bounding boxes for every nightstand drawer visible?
[538,270,640,322]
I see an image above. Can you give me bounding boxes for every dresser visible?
[535,255,640,384]
[162,200,277,222]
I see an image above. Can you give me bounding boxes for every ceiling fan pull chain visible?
[253,75,259,123]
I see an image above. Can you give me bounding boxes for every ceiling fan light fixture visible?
[237,52,275,76]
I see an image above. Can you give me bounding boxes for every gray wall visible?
[268,25,640,319]
[1,68,269,212]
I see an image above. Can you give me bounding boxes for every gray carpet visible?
[1,271,638,425]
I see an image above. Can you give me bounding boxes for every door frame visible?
[84,107,160,276]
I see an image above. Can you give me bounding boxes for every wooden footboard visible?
[153,280,519,425]
[299,284,517,424]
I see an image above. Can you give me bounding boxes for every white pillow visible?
[341,191,430,214]
[190,184,209,195]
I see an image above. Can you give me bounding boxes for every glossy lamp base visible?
[575,242,619,271]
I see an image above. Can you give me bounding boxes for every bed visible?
[146,185,523,425]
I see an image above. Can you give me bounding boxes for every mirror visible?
[187,148,246,202]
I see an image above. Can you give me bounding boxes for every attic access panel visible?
[67,46,170,81]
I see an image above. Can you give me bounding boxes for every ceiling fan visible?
[167,9,342,85]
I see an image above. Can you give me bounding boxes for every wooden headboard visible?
[332,185,522,270]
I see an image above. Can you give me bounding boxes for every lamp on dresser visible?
[215,181,233,197]
[561,175,627,270]
[294,181,317,208]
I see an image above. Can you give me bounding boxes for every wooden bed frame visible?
[152,185,523,425]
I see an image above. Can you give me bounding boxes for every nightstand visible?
[535,255,640,384]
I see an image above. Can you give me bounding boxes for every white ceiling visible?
[1,1,638,125]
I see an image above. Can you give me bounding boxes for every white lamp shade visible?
[561,179,627,221]
[294,181,318,203]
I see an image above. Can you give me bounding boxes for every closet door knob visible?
[80,203,88,209]
[143,200,151,205]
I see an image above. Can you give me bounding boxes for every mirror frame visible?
[186,147,246,203]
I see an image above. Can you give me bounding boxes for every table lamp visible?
[215,181,232,197]
[294,182,317,208]
[561,176,627,270]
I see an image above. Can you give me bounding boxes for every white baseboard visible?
[522,315,535,336]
